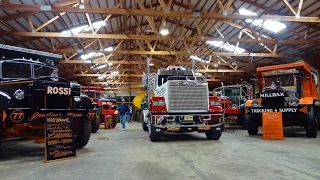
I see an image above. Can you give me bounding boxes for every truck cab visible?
[143,66,224,141]
[245,62,319,138]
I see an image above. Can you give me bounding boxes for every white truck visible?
[142,65,224,142]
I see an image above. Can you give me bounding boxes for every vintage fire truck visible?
[0,44,97,149]
[214,84,252,129]
[245,62,319,138]
[142,65,224,142]
[83,87,118,129]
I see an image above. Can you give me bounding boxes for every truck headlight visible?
[73,96,81,102]
[210,101,221,106]
[51,70,59,81]
[13,89,25,100]
[152,100,165,106]
[290,98,299,106]
[252,99,259,107]
[231,104,238,109]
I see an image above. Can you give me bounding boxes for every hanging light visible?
[160,21,169,36]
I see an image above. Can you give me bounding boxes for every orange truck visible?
[245,62,319,138]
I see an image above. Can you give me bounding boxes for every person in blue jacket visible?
[118,99,130,131]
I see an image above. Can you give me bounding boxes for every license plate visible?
[184,115,193,121]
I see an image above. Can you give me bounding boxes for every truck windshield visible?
[2,62,31,79]
[34,65,56,77]
[263,74,295,88]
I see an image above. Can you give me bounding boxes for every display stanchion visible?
[262,112,284,140]
[44,115,77,163]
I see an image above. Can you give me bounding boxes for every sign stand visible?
[44,115,77,163]
[262,112,284,140]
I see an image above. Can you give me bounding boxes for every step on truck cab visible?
[245,62,319,138]
[142,66,224,142]
[0,44,97,149]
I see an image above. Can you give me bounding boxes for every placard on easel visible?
[44,116,77,163]
[262,112,284,140]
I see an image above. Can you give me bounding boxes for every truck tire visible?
[246,115,259,135]
[91,117,100,133]
[305,106,317,138]
[142,121,148,131]
[316,107,320,130]
[205,129,222,140]
[112,116,117,128]
[149,127,161,142]
[76,121,92,148]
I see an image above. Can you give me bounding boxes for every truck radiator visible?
[168,84,208,112]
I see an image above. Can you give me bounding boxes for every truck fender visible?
[73,95,95,109]
[299,97,314,105]
[0,91,12,109]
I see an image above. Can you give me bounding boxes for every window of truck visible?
[1,62,31,79]
[263,74,296,89]
[34,65,57,78]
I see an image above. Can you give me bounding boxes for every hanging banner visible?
[44,115,76,162]
[262,112,284,140]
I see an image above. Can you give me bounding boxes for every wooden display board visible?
[262,112,284,140]
[44,116,77,162]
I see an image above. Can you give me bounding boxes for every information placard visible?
[44,116,76,162]
[262,112,284,140]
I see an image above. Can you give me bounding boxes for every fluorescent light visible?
[160,28,169,36]
[61,20,106,34]
[104,47,113,51]
[96,64,107,69]
[214,64,218,67]
[81,52,103,60]
[206,41,246,53]
[150,63,154,66]
[98,75,105,80]
[195,72,202,76]
[108,63,113,66]
[239,9,286,33]
[111,71,119,75]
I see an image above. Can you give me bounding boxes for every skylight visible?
[190,55,210,63]
[61,20,106,34]
[239,8,287,33]
[206,41,246,53]
[80,47,113,60]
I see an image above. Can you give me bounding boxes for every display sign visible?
[262,112,283,140]
[262,68,298,76]
[44,115,76,162]
[246,106,307,114]
[257,92,288,98]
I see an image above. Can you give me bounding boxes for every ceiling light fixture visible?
[214,64,218,67]
[96,64,107,69]
[160,21,169,36]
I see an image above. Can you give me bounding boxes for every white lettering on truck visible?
[47,86,71,95]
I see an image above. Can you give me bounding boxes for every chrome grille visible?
[168,84,208,112]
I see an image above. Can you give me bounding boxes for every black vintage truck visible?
[0,44,97,149]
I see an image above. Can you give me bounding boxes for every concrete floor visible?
[0,123,319,180]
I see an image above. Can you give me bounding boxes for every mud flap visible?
[150,124,165,135]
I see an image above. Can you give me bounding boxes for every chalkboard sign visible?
[44,116,76,162]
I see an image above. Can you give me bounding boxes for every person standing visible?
[118,99,130,131]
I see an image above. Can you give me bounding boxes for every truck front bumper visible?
[150,123,225,135]
[2,108,96,124]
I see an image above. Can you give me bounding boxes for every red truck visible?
[82,87,118,130]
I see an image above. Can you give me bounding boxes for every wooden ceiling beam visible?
[54,49,286,57]
[3,31,319,45]
[2,4,319,22]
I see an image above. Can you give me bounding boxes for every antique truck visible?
[214,84,252,129]
[83,87,118,129]
[245,62,319,138]
[142,64,224,142]
[0,44,97,149]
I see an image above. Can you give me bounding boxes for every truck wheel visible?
[149,127,161,142]
[316,107,320,130]
[76,121,92,148]
[112,116,117,128]
[246,115,258,135]
[205,129,222,140]
[91,117,100,133]
[142,121,148,131]
[305,106,317,138]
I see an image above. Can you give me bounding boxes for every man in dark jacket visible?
[118,99,130,131]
